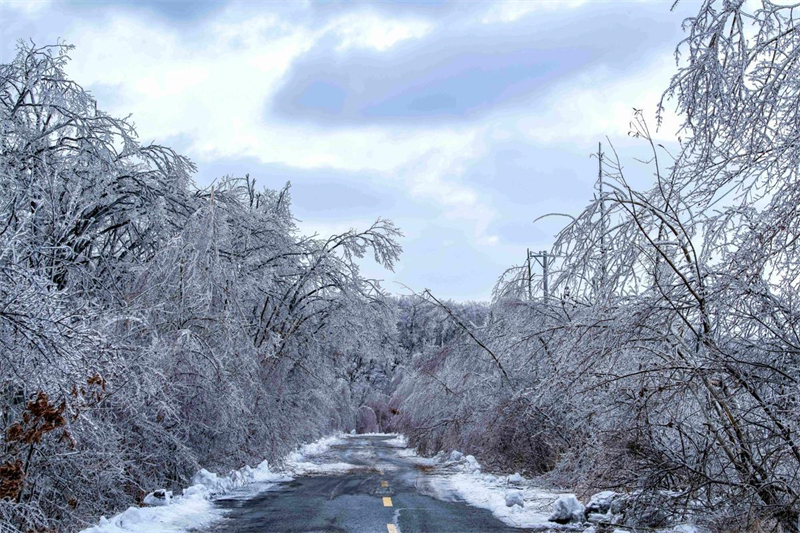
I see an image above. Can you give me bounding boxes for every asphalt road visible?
[203,434,528,533]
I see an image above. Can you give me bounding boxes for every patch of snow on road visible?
[282,433,362,475]
[285,460,361,475]
[286,433,344,458]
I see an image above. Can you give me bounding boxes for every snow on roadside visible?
[79,461,291,533]
[79,433,343,533]
[405,447,702,533]
[80,491,221,533]
[418,450,574,530]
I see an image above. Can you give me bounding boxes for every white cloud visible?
[57,2,677,259]
[65,10,314,142]
[481,0,588,24]
[510,53,682,143]
[58,5,493,245]
[1,0,51,16]
[61,7,461,175]
[329,11,432,52]
[10,0,689,299]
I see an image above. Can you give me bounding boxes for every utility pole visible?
[528,250,550,300]
[543,251,548,300]
[526,248,533,300]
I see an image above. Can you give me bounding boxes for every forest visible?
[1,1,799,532]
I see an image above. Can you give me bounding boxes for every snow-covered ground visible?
[405,447,699,533]
[406,448,577,530]
[79,434,344,533]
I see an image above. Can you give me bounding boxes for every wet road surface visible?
[203,434,528,533]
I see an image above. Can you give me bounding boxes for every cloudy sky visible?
[1,0,695,301]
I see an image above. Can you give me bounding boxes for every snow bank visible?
[80,492,220,533]
[187,459,291,497]
[79,435,339,533]
[431,471,567,528]
[409,449,705,533]
[80,460,291,533]
[411,449,572,529]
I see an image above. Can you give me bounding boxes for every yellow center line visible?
[382,496,393,507]
[381,480,389,487]
[387,524,398,533]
